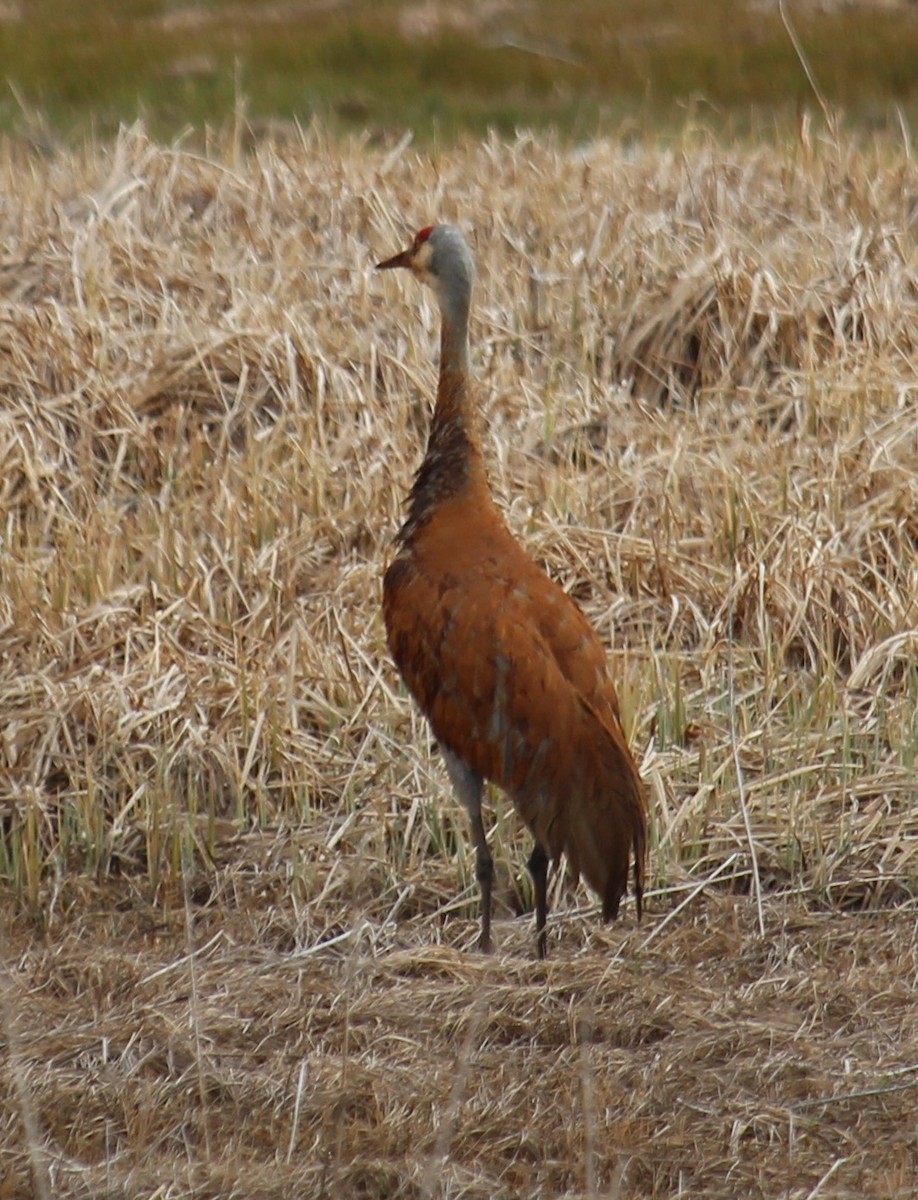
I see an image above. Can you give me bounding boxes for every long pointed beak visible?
[376,247,413,271]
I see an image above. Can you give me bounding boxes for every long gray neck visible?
[437,282,471,375]
[397,280,487,544]
[429,279,475,455]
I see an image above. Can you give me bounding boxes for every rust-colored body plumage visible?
[378,224,646,956]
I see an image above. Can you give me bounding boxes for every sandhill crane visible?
[377,224,646,957]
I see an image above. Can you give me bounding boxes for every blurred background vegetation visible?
[3,1,918,143]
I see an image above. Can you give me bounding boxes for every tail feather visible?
[523,698,646,922]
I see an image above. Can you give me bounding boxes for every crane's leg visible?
[441,747,492,953]
[527,842,549,959]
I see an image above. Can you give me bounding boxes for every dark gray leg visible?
[527,842,549,959]
[468,804,494,953]
[441,747,493,953]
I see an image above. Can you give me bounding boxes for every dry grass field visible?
[0,121,917,1197]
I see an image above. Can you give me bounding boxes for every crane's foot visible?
[477,931,493,954]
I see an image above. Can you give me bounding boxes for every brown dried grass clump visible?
[0,122,916,1197]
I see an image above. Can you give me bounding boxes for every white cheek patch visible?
[415,240,434,273]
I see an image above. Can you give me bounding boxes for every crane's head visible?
[376,224,475,321]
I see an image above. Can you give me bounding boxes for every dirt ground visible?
[4,877,918,1199]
